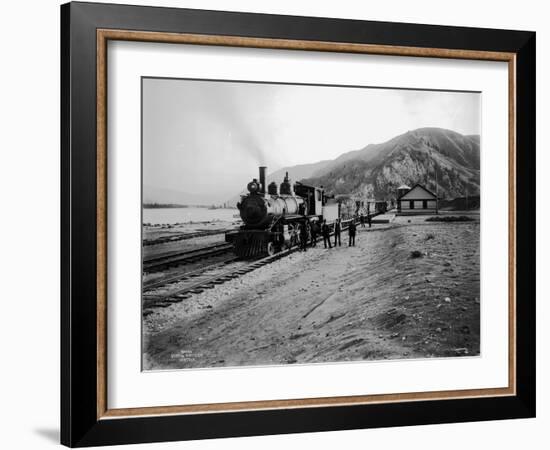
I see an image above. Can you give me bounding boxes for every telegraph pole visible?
[434,161,439,214]
[430,150,439,214]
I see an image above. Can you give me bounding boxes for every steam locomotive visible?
[226,166,340,257]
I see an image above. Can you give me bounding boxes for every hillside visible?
[267,160,332,186]
[302,128,480,200]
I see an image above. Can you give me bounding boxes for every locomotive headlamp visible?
[247,178,260,194]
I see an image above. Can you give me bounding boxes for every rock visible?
[436,327,442,333]
[444,297,451,303]
[436,303,442,309]
[454,348,469,356]
[402,336,407,341]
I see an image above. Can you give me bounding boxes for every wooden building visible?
[397,184,438,214]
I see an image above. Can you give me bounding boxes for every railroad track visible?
[142,217,379,314]
[143,257,239,291]
[143,242,234,273]
[142,246,298,314]
[143,229,230,246]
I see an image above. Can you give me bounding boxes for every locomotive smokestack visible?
[259,166,267,195]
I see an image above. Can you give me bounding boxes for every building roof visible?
[397,183,437,200]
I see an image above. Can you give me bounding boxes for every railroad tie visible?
[155,302,174,308]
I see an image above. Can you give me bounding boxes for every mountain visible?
[143,185,222,206]
[301,128,480,200]
[266,160,333,185]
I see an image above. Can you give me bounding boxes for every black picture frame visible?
[61,1,535,447]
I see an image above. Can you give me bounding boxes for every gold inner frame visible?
[96,29,517,420]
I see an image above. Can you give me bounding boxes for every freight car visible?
[226,166,339,257]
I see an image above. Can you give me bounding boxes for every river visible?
[143,207,239,225]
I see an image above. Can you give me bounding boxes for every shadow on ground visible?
[34,428,59,444]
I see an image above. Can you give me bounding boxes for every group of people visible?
[298,214,372,251]
[321,218,355,248]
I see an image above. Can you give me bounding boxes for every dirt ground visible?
[143,215,480,370]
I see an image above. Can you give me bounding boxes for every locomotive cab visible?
[293,182,324,216]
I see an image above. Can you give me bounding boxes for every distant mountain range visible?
[143,185,222,207]
[228,127,480,205]
[149,127,480,207]
[300,127,480,201]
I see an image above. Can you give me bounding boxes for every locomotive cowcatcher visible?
[226,166,338,257]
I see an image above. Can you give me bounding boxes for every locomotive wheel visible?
[266,242,276,256]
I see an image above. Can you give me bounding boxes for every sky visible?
[142,77,480,201]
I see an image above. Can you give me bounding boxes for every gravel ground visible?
[143,217,480,370]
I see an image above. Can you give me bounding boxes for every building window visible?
[409,200,414,209]
[423,200,428,209]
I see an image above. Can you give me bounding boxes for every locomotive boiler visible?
[227,166,332,257]
[239,167,306,227]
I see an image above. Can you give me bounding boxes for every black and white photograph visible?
[141,77,481,370]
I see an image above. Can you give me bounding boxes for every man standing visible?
[310,221,318,247]
[299,220,309,252]
[322,220,332,249]
[348,219,356,246]
[367,214,372,228]
[334,218,342,247]
[360,213,365,228]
